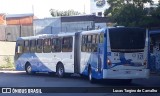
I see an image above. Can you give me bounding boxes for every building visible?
[90,0,109,17]
[0,13,34,25]
[6,13,34,25]
[0,13,34,41]
[33,15,109,35]
[0,13,6,25]
[34,17,61,35]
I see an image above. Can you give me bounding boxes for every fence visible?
[0,23,98,41]
[0,25,33,41]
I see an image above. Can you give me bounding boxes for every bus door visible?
[74,32,81,74]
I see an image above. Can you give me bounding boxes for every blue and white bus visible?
[14,27,149,83]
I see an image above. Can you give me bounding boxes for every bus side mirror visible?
[17,46,23,54]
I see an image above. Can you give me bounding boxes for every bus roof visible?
[16,32,77,41]
[81,28,106,35]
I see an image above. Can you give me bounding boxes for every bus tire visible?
[56,63,65,78]
[25,63,34,75]
[88,67,96,83]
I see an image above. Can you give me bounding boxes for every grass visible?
[0,56,15,69]
[0,64,15,69]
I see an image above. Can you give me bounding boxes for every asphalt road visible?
[0,71,160,96]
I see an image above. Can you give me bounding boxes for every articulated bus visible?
[14,27,149,83]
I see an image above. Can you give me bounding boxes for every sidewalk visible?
[0,68,15,71]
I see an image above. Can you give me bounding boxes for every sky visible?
[0,0,90,18]
[0,0,159,18]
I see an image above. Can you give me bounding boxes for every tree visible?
[138,2,160,27]
[115,4,146,26]
[104,0,155,27]
[50,9,81,17]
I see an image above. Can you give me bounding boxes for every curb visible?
[0,68,15,71]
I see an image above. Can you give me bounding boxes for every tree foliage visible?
[50,9,81,17]
[104,0,160,27]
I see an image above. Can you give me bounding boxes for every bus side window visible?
[36,39,43,53]
[17,40,24,54]
[92,34,98,52]
[88,35,92,43]
[43,38,51,53]
[81,35,86,52]
[24,40,30,53]
[99,33,104,43]
[52,38,61,52]
[92,35,96,43]
[81,34,98,52]
[62,37,73,52]
[87,35,92,52]
[30,40,36,53]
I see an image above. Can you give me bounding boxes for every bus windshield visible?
[109,28,146,52]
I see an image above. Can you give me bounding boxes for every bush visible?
[0,56,14,69]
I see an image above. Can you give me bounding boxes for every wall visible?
[0,41,16,66]
[33,15,108,35]
[61,21,94,32]
[95,23,106,29]
[0,25,33,41]
[33,18,61,35]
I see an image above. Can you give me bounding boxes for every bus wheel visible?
[88,67,96,83]
[56,64,65,78]
[25,63,34,75]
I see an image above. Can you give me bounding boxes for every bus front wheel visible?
[56,63,65,78]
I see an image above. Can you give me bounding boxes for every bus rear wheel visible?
[25,63,34,75]
[56,64,65,78]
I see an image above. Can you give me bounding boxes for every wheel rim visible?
[89,69,92,81]
[58,66,63,76]
[27,65,32,74]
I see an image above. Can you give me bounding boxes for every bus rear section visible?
[103,28,150,80]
